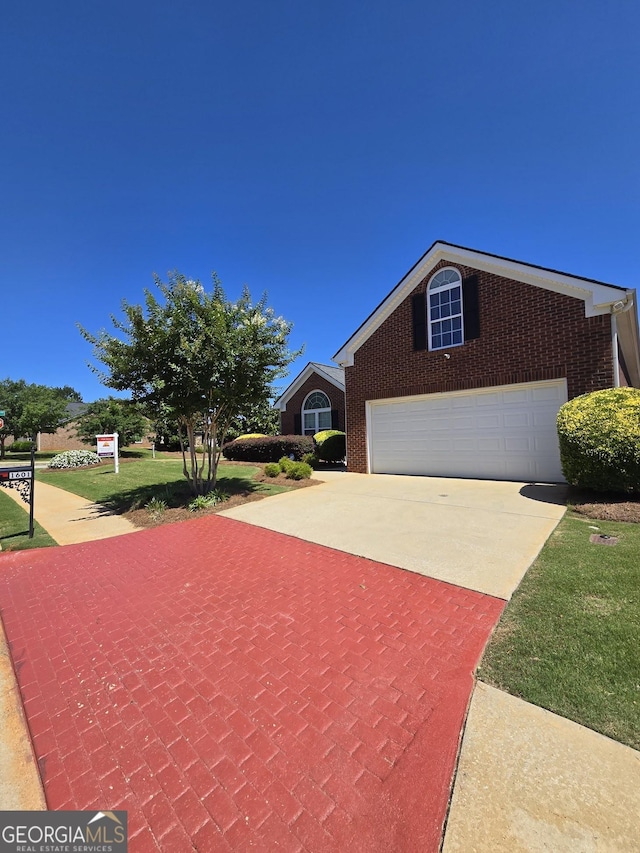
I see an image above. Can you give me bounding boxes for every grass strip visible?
[0,488,57,552]
[479,514,640,750]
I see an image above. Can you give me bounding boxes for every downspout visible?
[610,297,634,388]
[611,313,620,388]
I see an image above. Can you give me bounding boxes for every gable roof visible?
[333,240,636,368]
[63,401,89,422]
[275,362,345,411]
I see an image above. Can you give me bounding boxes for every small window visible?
[428,267,464,350]
[302,391,331,435]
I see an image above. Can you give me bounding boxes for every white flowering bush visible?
[48,450,102,469]
[557,388,640,492]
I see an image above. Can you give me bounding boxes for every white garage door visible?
[367,380,567,482]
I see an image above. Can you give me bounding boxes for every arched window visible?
[428,267,464,350]
[302,391,331,435]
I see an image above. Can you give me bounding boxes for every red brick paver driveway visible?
[0,516,504,851]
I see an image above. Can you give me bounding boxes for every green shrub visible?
[302,452,319,468]
[222,435,313,462]
[188,490,228,511]
[285,461,313,480]
[49,450,102,469]
[557,388,640,493]
[313,429,342,446]
[278,456,294,473]
[236,433,267,441]
[145,497,167,520]
[315,431,346,463]
[7,440,33,453]
[264,462,280,477]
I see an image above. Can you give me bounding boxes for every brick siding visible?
[38,423,87,452]
[345,261,614,473]
[280,374,346,434]
[38,423,153,452]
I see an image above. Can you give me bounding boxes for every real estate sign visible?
[96,433,119,474]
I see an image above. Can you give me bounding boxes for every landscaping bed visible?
[568,487,640,523]
[35,458,321,529]
[125,466,320,528]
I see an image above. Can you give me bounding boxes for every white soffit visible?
[333,242,631,367]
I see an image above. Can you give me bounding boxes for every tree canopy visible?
[75,397,148,450]
[79,271,300,493]
[0,380,82,458]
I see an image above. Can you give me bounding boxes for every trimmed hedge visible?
[222,434,314,463]
[557,387,640,493]
[7,441,34,453]
[314,429,343,446]
[314,431,346,463]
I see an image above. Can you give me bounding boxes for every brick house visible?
[276,362,345,435]
[333,241,640,481]
[36,402,152,451]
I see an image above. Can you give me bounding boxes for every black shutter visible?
[331,409,339,429]
[412,292,427,351]
[293,413,302,435]
[462,275,480,341]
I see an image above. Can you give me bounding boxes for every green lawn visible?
[479,513,640,750]
[0,488,57,552]
[36,458,287,513]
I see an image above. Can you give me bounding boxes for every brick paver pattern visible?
[0,516,504,851]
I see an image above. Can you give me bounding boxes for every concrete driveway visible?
[221,472,567,600]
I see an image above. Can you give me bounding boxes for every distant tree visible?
[0,379,70,457]
[79,271,300,494]
[75,397,148,450]
[226,398,280,441]
[0,379,27,459]
[54,385,83,402]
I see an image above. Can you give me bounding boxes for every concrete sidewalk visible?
[1,480,138,545]
[443,682,640,851]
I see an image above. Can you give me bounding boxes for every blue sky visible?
[2,1,638,402]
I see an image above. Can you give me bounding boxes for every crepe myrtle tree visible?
[79,271,301,495]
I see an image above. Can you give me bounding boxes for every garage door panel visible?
[503,411,531,428]
[477,437,503,452]
[368,380,566,482]
[475,392,503,407]
[502,388,529,404]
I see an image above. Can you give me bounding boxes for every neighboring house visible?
[35,403,153,451]
[276,362,346,435]
[333,241,640,482]
[36,402,89,452]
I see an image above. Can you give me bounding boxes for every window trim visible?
[427,266,465,352]
[301,390,332,435]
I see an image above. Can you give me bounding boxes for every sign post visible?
[96,433,119,473]
[29,441,35,538]
[0,456,35,539]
